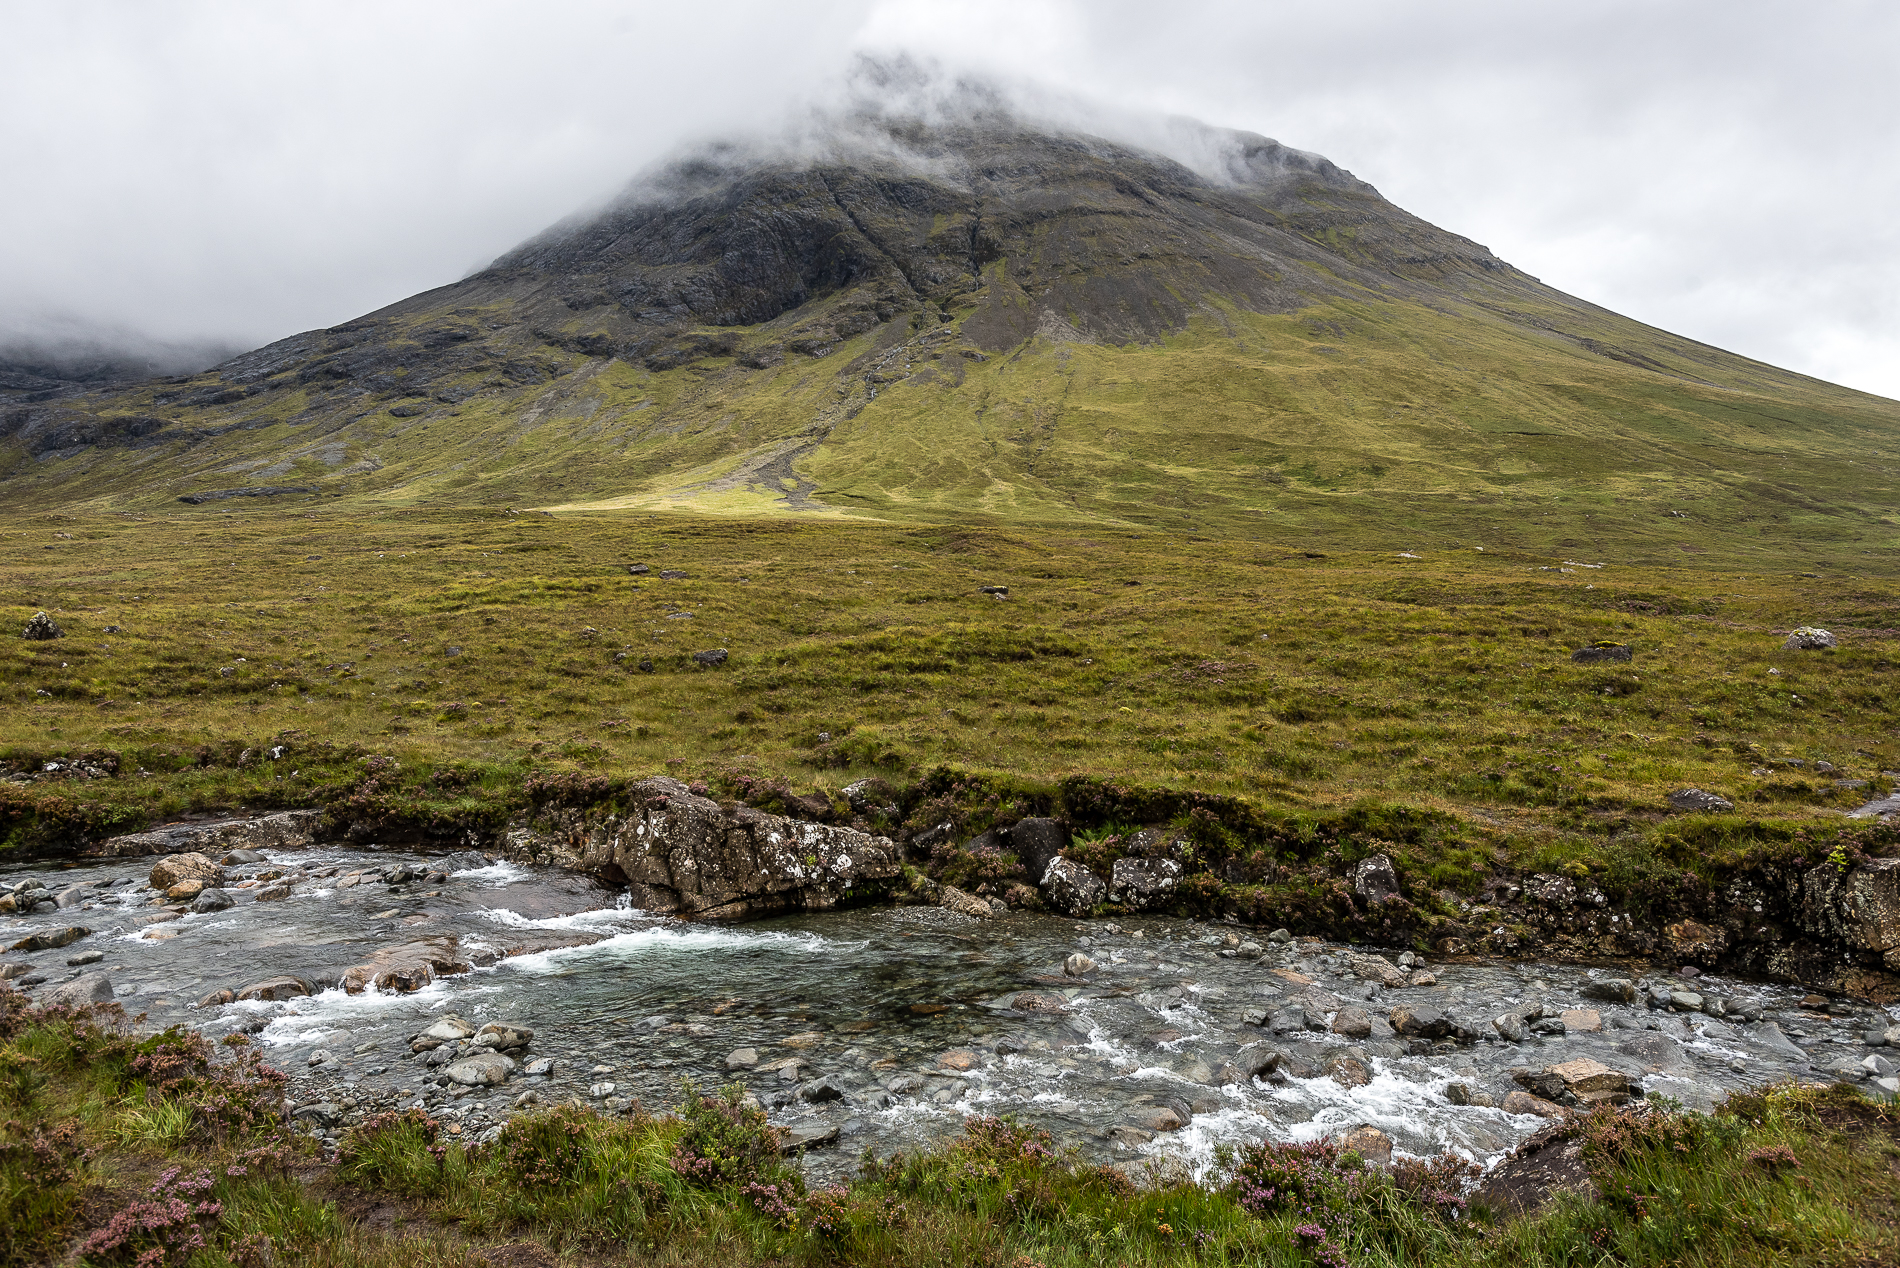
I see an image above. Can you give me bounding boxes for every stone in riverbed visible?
[196,989,235,1008]
[1330,1007,1373,1039]
[1502,1090,1567,1119]
[1008,993,1069,1014]
[725,1047,759,1070]
[9,926,89,953]
[38,973,114,1007]
[413,1015,477,1050]
[254,883,292,902]
[1064,953,1097,976]
[1560,1009,1602,1033]
[445,1051,515,1087]
[166,880,207,901]
[342,938,471,994]
[236,976,310,1002]
[474,1022,532,1051]
[1389,1005,1452,1039]
[1040,857,1106,917]
[190,888,233,913]
[1132,1106,1185,1133]
[1582,978,1637,1004]
[150,853,223,891]
[780,1122,839,1152]
[65,950,104,966]
[937,1049,978,1071]
[1325,1055,1371,1087]
[1347,953,1406,988]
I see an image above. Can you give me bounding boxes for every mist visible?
[2,1,1894,398]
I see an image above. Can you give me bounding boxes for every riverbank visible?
[3,988,1895,1268]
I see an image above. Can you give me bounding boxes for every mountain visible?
[3,104,1895,563]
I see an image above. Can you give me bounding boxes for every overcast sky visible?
[2,0,1895,398]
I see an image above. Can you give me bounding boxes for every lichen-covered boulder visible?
[1109,856,1181,910]
[1040,856,1106,917]
[21,612,63,641]
[1784,627,1837,650]
[1351,853,1401,904]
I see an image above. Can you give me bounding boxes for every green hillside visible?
[1,120,1894,570]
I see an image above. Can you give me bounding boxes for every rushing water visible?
[3,844,1894,1181]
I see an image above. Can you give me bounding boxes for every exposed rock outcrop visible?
[87,810,323,859]
[502,776,900,920]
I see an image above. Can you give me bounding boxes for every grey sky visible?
[2,0,1894,397]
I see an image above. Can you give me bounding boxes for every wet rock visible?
[1445,1082,1471,1105]
[1351,853,1400,904]
[149,853,224,891]
[1324,1055,1371,1087]
[41,972,114,1006]
[1581,978,1637,1004]
[1389,1005,1452,1039]
[1783,626,1837,650]
[1109,856,1181,910]
[190,888,233,913]
[1269,1006,1314,1036]
[1667,788,1733,814]
[1743,1020,1806,1059]
[1560,1009,1602,1033]
[196,989,235,1007]
[236,976,309,1002]
[1571,642,1632,664]
[1064,953,1097,977]
[9,925,89,953]
[1010,992,1070,1014]
[798,1075,847,1103]
[445,1051,516,1086]
[1040,857,1106,917]
[165,880,207,901]
[65,950,104,966]
[725,1047,759,1070]
[0,964,32,981]
[475,1023,533,1051]
[938,1049,978,1071]
[53,885,87,909]
[781,1122,839,1152]
[1501,1090,1567,1119]
[1517,1059,1632,1108]
[254,882,292,901]
[501,775,901,921]
[1346,953,1406,988]
[307,1049,335,1067]
[293,1103,339,1128]
[1330,1006,1373,1039]
[222,849,267,865]
[1267,928,1293,944]
[413,1016,477,1049]
[343,938,471,994]
[1107,1125,1153,1148]
[21,611,64,640]
[1668,990,1705,1012]
[1133,1106,1184,1133]
[523,1058,555,1077]
[1340,1124,1393,1167]
[937,885,996,919]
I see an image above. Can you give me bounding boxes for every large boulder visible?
[21,612,63,641]
[500,777,901,921]
[936,885,997,919]
[1389,1005,1453,1039]
[9,926,89,953]
[1347,953,1407,988]
[236,976,310,1002]
[1351,854,1401,904]
[149,853,224,891]
[444,1051,516,1087]
[1040,857,1106,917]
[1008,818,1067,887]
[1515,1058,1632,1108]
[1802,858,1900,966]
[90,811,321,861]
[343,938,472,994]
[1109,856,1181,910]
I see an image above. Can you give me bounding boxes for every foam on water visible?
[498,922,852,974]
[451,861,537,887]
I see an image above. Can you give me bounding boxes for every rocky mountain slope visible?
[4,114,1895,559]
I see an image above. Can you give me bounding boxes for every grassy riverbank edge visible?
[2,993,1895,1268]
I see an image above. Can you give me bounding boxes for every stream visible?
[4,844,1895,1182]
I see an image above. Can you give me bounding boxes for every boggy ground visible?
[3,992,1898,1268]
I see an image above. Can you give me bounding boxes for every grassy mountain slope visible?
[1,121,1893,569]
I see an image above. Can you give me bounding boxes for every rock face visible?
[1008,819,1068,888]
[502,777,900,921]
[1351,854,1400,904]
[88,810,322,859]
[1802,858,1900,967]
[342,937,473,993]
[1109,856,1181,910]
[1783,627,1838,650]
[1570,642,1632,664]
[1667,788,1733,814]
[1039,857,1106,917]
[21,612,63,640]
[149,853,223,891]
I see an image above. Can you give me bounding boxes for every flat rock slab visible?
[87,811,322,859]
[780,1122,840,1152]
[445,1051,516,1086]
[342,937,471,993]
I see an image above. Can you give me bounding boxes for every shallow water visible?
[4,845,1893,1181]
